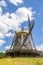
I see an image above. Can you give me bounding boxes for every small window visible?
[23,35,25,37]
[17,39,21,43]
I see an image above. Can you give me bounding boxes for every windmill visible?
[6,15,40,57]
[10,15,36,51]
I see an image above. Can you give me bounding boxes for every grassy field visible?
[0,58,43,65]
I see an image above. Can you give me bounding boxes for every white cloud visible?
[0,40,6,46]
[0,51,5,53]
[5,45,11,50]
[16,7,35,21]
[0,32,4,38]
[2,51,5,53]
[0,7,35,32]
[42,27,43,31]
[0,0,7,7]
[0,7,2,14]
[0,12,13,33]
[36,44,43,52]
[0,32,14,38]
[5,32,14,37]
[0,7,35,47]
[9,0,23,5]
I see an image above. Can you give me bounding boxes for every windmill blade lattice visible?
[31,33,36,50]
[10,32,16,49]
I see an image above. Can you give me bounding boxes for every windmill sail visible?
[31,33,36,50]
[10,32,16,49]
[28,15,31,29]
[30,19,36,50]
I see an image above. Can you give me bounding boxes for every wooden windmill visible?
[6,15,40,57]
[10,15,36,53]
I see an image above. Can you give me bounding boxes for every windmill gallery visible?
[6,16,43,57]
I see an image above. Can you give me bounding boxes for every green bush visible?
[0,52,6,59]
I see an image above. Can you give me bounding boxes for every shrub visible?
[0,52,6,59]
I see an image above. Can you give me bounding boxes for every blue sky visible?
[0,0,43,52]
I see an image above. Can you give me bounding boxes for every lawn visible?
[0,58,43,65]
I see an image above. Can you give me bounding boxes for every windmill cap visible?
[16,31,28,35]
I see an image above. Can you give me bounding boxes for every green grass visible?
[0,58,43,65]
